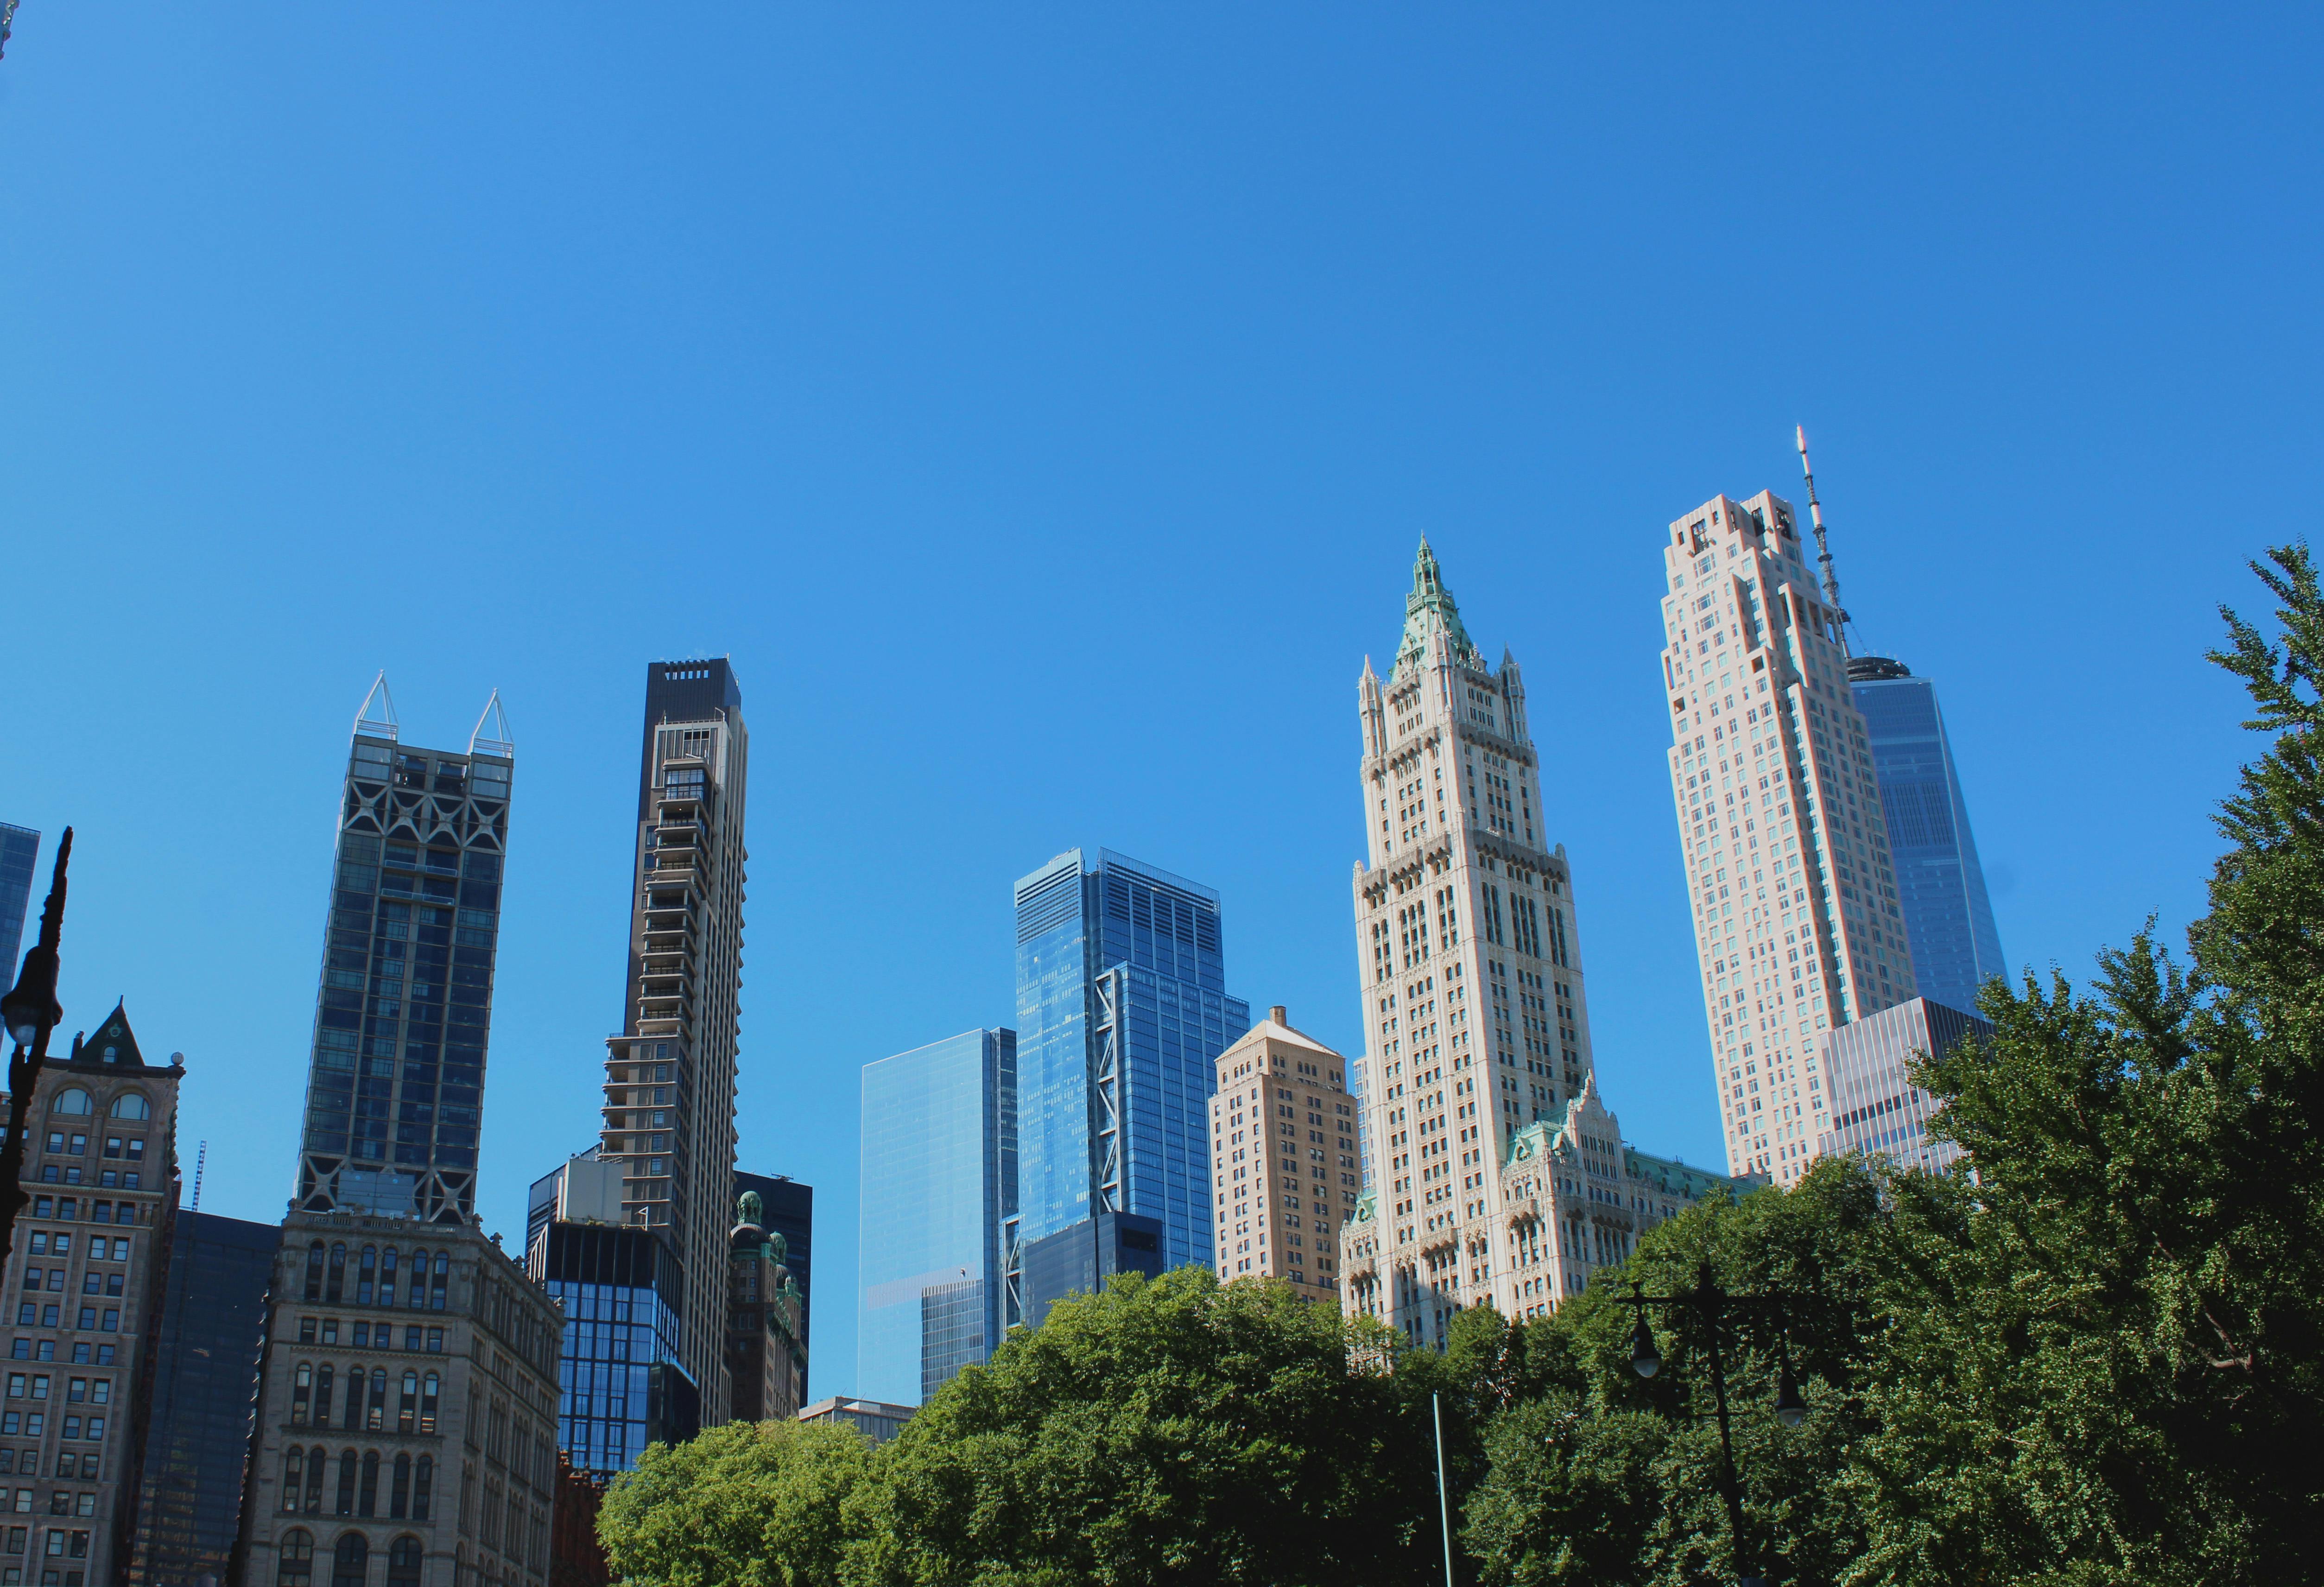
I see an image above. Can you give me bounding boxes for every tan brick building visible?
[1207,1008,1360,1301]
[0,1003,181,1587]
[234,1213,561,1587]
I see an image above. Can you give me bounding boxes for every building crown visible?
[1393,538,1479,680]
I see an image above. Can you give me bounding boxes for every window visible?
[334,1451,358,1517]
[48,1092,90,1118]
[304,1447,326,1514]
[330,1532,367,1587]
[277,1530,314,1587]
[105,1095,149,1122]
[412,1457,432,1523]
[282,1449,305,1512]
[389,1454,412,1519]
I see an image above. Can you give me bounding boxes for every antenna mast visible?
[1796,425,1851,654]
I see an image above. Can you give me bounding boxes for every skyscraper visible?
[295,675,514,1222]
[733,1172,811,1357]
[1332,543,1632,1344]
[237,679,562,1587]
[1847,657,2005,1014]
[1656,493,1915,1185]
[857,1030,1014,1405]
[132,1207,277,1587]
[597,660,749,1423]
[1816,996,1987,1171]
[1013,849,1248,1295]
[1208,1006,1355,1300]
[0,823,38,981]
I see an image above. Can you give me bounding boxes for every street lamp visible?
[0,829,73,1262]
[1624,1262,1810,1587]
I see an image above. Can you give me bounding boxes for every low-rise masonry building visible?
[234,1214,562,1587]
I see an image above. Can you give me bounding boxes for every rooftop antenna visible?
[468,690,515,759]
[1797,425,1855,656]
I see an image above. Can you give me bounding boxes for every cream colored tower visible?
[1334,544,1599,1348]
[1656,493,1914,1186]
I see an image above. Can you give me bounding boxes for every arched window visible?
[398,1371,418,1434]
[379,1247,399,1307]
[357,1247,377,1306]
[304,1243,327,1302]
[304,1446,327,1513]
[282,1447,305,1512]
[358,1450,380,1517]
[386,1537,422,1587]
[331,1531,369,1587]
[292,1363,314,1425]
[341,1365,363,1431]
[367,1368,388,1431]
[51,1089,92,1117]
[277,1529,314,1587]
[314,1365,336,1427]
[419,1373,438,1435]
[405,1251,428,1308]
[389,1453,412,1518]
[326,1244,347,1304]
[412,1456,433,1523]
[334,1450,359,1517]
[108,1092,151,1120]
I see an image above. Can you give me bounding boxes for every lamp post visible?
[1623,1260,1808,1587]
[0,828,72,1262]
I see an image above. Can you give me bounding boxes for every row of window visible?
[290,1365,440,1434]
[4,1345,113,1368]
[21,1234,130,1262]
[280,1450,434,1521]
[275,1529,424,1587]
[8,1310,119,1335]
[0,1412,101,1441]
[34,1093,149,1122]
[15,1201,141,1227]
[299,1319,445,1353]
[303,1244,452,1311]
[0,1491,94,1518]
[0,1378,106,1404]
[0,1449,102,1480]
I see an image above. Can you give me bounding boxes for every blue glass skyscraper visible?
[0,822,38,982]
[858,1029,1015,1405]
[1013,849,1248,1287]
[1848,657,2005,1013]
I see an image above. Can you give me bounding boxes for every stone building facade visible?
[0,1003,181,1587]
[1207,1007,1358,1302]
[723,1195,804,1425]
[234,1213,561,1587]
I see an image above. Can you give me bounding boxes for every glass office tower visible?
[1013,850,1247,1279]
[298,676,513,1222]
[1848,658,2005,1014]
[0,822,39,982]
[857,1030,1015,1406]
[131,1210,278,1587]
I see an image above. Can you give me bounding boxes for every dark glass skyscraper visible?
[1848,657,2004,1014]
[296,676,513,1222]
[1013,850,1246,1285]
[0,822,38,982]
[131,1209,278,1587]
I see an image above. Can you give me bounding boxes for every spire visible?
[468,690,514,759]
[1796,426,1848,628]
[1393,539,1479,679]
[354,672,399,743]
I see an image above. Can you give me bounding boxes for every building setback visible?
[1013,850,1247,1294]
[1208,1007,1356,1301]
[1847,657,2006,1016]
[856,1031,1014,1406]
[0,1003,182,1587]
[1815,996,1987,1171]
[236,681,562,1587]
[131,1207,278,1587]
[1656,495,1916,1185]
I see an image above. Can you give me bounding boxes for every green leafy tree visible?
[862,1266,1450,1587]
[598,1417,880,1587]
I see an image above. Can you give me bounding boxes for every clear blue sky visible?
[2,8,2316,1402]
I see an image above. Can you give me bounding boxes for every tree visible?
[862,1266,1450,1587]
[598,1417,880,1587]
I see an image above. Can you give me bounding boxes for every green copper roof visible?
[1393,539,1480,679]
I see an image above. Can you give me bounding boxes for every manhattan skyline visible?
[4,8,2302,1403]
